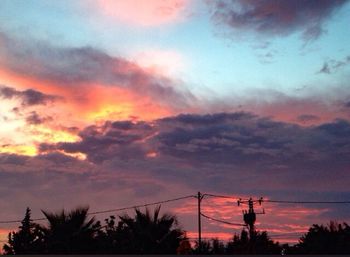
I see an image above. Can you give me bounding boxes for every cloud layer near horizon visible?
[39,112,350,193]
[1,112,350,243]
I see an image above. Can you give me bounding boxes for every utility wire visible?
[0,194,196,224]
[2,192,350,224]
[203,193,237,200]
[88,195,196,215]
[200,212,246,227]
[204,193,350,204]
[264,200,350,204]
[0,217,47,224]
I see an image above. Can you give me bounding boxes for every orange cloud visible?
[0,67,174,157]
[0,66,173,124]
[92,0,189,27]
[81,84,173,123]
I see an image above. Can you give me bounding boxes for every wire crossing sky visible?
[0,0,350,245]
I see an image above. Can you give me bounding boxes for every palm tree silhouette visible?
[41,206,100,254]
[117,205,185,254]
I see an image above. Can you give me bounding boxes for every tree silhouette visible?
[193,238,226,254]
[225,229,281,254]
[94,215,123,253]
[226,230,250,254]
[40,206,100,254]
[176,236,192,254]
[3,207,44,254]
[6,207,350,255]
[295,221,350,254]
[115,205,185,254]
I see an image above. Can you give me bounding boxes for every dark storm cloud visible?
[0,85,60,107]
[208,0,347,41]
[0,31,194,109]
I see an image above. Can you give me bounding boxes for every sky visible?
[0,0,350,245]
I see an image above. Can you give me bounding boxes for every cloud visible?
[208,0,347,41]
[0,150,177,232]
[318,55,350,74]
[131,49,188,77]
[25,111,53,125]
[207,87,350,125]
[319,62,331,74]
[88,0,188,27]
[0,30,195,118]
[40,120,156,163]
[297,114,320,123]
[2,112,350,244]
[0,85,60,107]
[39,112,350,194]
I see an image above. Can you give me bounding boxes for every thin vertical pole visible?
[197,191,202,253]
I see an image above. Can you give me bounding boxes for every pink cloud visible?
[132,49,188,77]
[93,0,188,27]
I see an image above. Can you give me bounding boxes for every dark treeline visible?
[2,206,350,255]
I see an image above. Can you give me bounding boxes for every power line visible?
[0,194,196,224]
[200,212,246,227]
[203,193,237,200]
[88,195,196,215]
[1,192,350,225]
[0,217,46,224]
[204,193,350,204]
[264,200,350,204]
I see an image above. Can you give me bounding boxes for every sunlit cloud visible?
[0,145,37,156]
[132,49,189,77]
[90,0,189,27]
[0,30,194,126]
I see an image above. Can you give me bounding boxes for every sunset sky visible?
[1,0,350,245]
